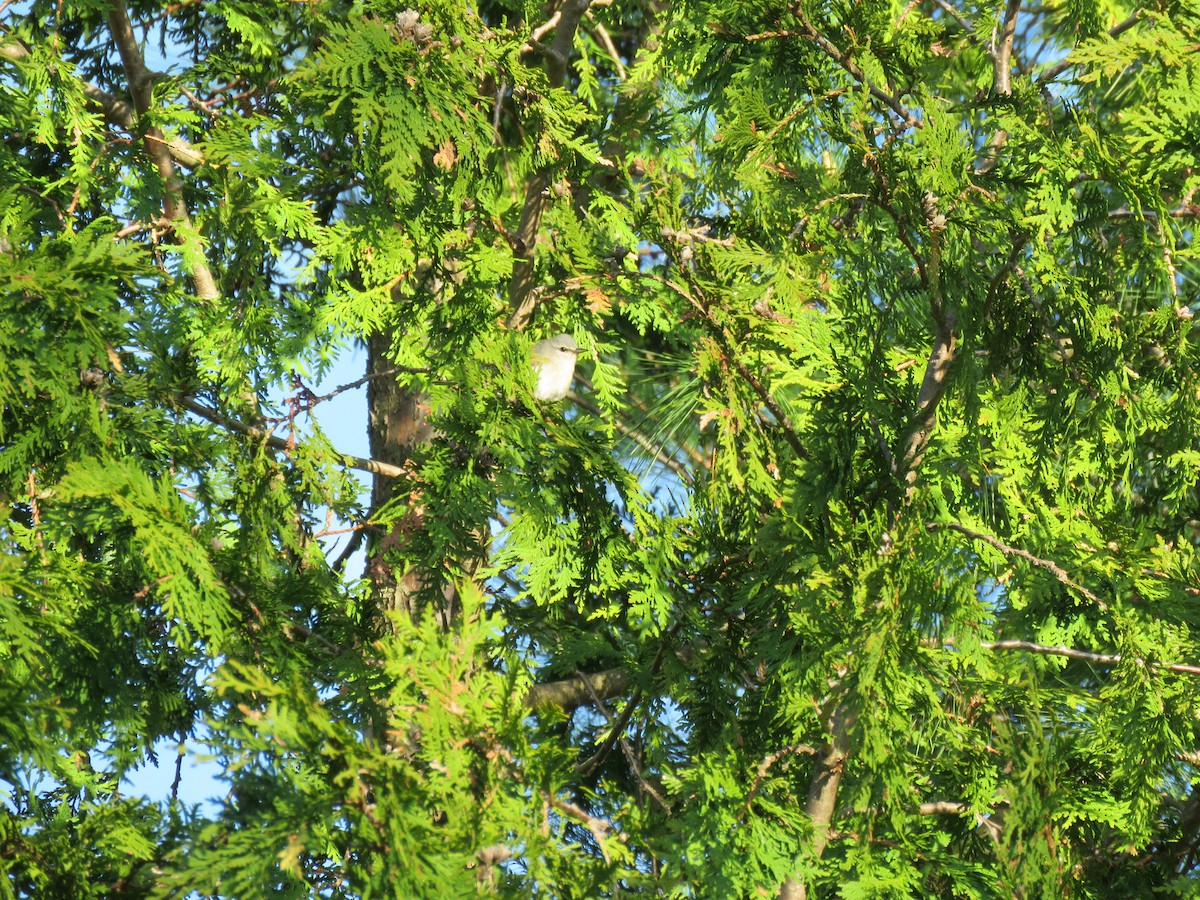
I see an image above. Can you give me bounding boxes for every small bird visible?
[530,333,581,402]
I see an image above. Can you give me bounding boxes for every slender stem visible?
[106,1,218,298]
[178,396,405,479]
[929,521,1107,610]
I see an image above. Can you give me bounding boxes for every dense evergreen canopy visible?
[3,0,1200,896]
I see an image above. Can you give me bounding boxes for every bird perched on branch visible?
[531,333,580,402]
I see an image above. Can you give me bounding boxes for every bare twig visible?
[930,521,1108,610]
[508,0,594,330]
[576,684,642,776]
[919,800,968,814]
[930,521,1107,608]
[1107,204,1200,222]
[982,233,1027,320]
[106,1,218,299]
[929,0,975,40]
[868,414,896,474]
[1040,11,1144,81]
[793,10,921,130]
[588,14,626,80]
[298,366,430,409]
[0,38,206,169]
[178,396,405,479]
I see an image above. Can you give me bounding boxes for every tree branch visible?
[991,0,1022,96]
[548,795,623,863]
[1040,12,1144,82]
[178,396,406,480]
[508,0,594,330]
[897,314,956,485]
[928,521,1108,611]
[793,9,920,130]
[967,639,1200,677]
[779,697,855,900]
[0,37,205,169]
[972,0,1020,174]
[106,1,218,298]
[738,744,819,824]
[294,365,431,410]
[524,667,630,711]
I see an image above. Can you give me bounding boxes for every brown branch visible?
[982,233,1027,321]
[548,796,622,863]
[919,800,968,815]
[894,193,955,489]
[779,697,855,900]
[917,799,1003,841]
[655,272,807,460]
[508,0,594,330]
[793,10,920,130]
[972,639,1200,676]
[299,365,430,408]
[1040,12,1144,82]
[738,744,819,824]
[992,0,1022,96]
[1107,204,1200,222]
[928,0,975,40]
[106,1,218,299]
[524,666,630,711]
[588,14,626,81]
[972,0,1020,174]
[897,313,956,485]
[929,521,1108,611]
[178,396,406,480]
[0,37,205,169]
[575,685,641,776]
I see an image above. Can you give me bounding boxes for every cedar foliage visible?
[2,0,1200,896]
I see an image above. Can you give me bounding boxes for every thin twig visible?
[928,521,1108,611]
[178,396,405,479]
[1040,11,1144,82]
[106,1,218,298]
[588,14,626,80]
[301,366,430,408]
[649,272,808,459]
[793,9,921,130]
[929,0,976,41]
[937,636,1200,677]
[737,744,818,823]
